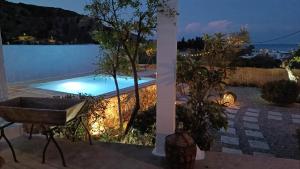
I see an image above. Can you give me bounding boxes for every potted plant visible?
[177,55,228,157]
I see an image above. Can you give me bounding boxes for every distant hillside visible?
[0,0,97,44]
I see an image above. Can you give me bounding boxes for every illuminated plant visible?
[54,95,108,141]
[95,45,131,131]
[177,55,228,150]
[201,28,250,77]
[86,0,176,135]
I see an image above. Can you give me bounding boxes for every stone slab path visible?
[214,103,300,160]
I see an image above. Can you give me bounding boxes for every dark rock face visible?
[0,0,97,44]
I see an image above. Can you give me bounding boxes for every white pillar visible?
[153,0,178,157]
[0,29,8,101]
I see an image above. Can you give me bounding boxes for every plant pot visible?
[0,156,5,168]
[165,131,197,169]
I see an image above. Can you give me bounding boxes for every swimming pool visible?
[31,75,154,96]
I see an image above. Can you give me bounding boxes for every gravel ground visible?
[212,87,300,160]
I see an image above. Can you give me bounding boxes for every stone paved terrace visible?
[1,136,300,169]
[3,77,300,164]
[212,87,300,160]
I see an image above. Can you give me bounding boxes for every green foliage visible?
[132,106,156,134]
[122,127,155,146]
[86,0,164,134]
[86,0,159,60]
[237,44,255,56]
[294,47,300,57]
[125,102,228,150]
[95,47,131,132]
[261,80,300,105]
[177,54,228,150]
[54,95,107,141]
[97,127,123,143]
[96,49,131,77]
[177,54,225,99]
[176,103,227,151]
[231,54,282,68]
[201,28,250,71]
[123,106,156,146]
[98,106,156,146]
[177,37,205,51]
[138,42,157,64]
[289,56,300,69]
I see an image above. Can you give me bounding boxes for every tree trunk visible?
[113,74,124,131]
[0,29,8,101]
[125,61,140,134]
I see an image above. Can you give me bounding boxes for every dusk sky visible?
[7,0,300,44]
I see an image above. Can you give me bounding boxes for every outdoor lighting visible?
[61,82,84,91]
[222,91,237,107]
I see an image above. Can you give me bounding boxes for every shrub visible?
[120,106,156,146]
[176,103,227,151]
[177,52,228,150]
[132,106,156,135]
[231,54,282,68]
[130,104,228,150]
[261,80,300,105]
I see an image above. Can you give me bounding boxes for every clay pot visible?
[165,131,197,169]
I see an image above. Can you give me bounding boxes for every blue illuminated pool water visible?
[31,75,154,96]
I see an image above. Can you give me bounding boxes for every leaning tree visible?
[86,0,164,134]
[95,45,131,131]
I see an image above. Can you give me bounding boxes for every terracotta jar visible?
[0,156,5,168]
[165,131,197,169]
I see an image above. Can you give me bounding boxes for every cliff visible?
[0,0,97,44]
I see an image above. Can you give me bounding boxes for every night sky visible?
[7,0,300,44]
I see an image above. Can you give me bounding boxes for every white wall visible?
[3,45,100,83]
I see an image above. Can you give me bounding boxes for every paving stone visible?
[226,108,238,114]
[247,108,260,113]
[248,140,270,150]
[292,119,300,124]
[245,130,264,138]
[245,111,259,117]
[243,116,258,122]
[291,114,300,119]
[253,152,274,157]
[222,147,242,155]
[230,106,240,110]
[243,122,260,130]
[221,127,236,135]
[227,114,235,119]
[268,111,282,116]
[228,120,234,127]
[268,115,282,121]
[221,136,239,145]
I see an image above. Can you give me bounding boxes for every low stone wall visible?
[90,83,157,135]
[226,67,300,87]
